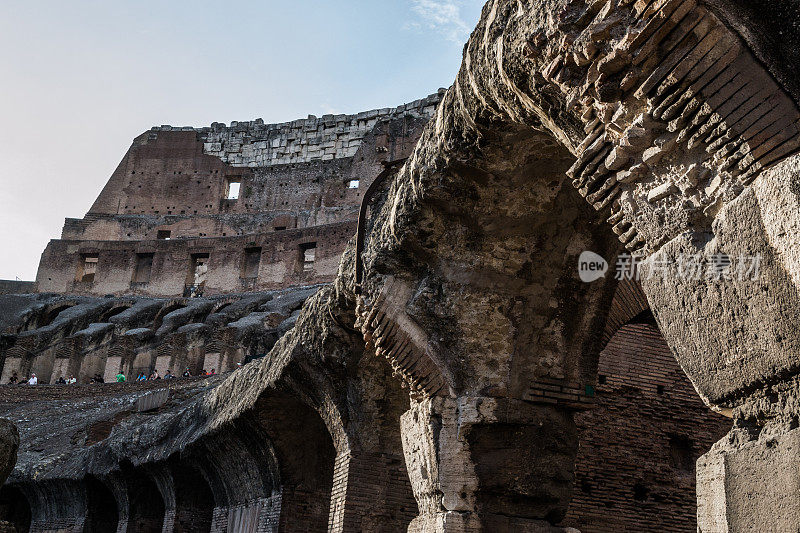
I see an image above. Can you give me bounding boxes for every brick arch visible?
[186,421,283,530]
[31,301,77,330]
[150,301,187,331]
[84,475,119,533]
[209,298,237,315]
[0,485,31,532]
[98,302,134,323]
[245,389,336,533]
[17,480,88,531]
[599,277,651,352]
[170,461,215,532]
[122,465,165,533]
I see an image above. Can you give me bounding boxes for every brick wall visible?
[561,317,731,532]
[328,451,417,532]
[36,93,438,299]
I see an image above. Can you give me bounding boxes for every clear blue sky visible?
[0,0,485,280]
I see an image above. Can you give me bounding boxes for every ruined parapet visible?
[187,92,444,167]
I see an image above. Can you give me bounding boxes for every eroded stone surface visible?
[3,0,800,531]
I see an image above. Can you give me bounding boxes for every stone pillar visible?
[636,154,800,530]
[400,396,580,533]
[697,422,800,531]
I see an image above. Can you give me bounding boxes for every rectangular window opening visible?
[78,254,99,283]
[241,247,262,279]
[187,253,210,286]
[157,230,171,240]
[133,253,154,283]
[300,242,316,272]
[226,179,241,200]
[347,179,360,189]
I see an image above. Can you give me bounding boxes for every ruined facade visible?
[37,95,440,297]
[1,0,800,531]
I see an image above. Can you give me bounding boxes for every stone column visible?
[637,154,800,530]
[400,396,580,533]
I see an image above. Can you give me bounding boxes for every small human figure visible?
[149,370,160,380]
[136,373,146,381]
[115,372,126,383]
[8,371,18,385]
[56,376,66,384]
[164,369,175,380]
[67,375,76,384]
[182,368,191,378]
[209,368,216,375]
[28,374,37,385]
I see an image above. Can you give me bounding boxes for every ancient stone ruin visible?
[1,0,799,531]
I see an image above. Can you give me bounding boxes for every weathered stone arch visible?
[170,460,215,532]
[356,97,623,532]
[188,424,282,532]
[122,465,166,533]
[100,472,131,533]
[18,479,87,532]
[151,301,187,332]
[84,475,119,533]
[0,485,31,532]
[246,389,337,533]
[98,303,134,323]
[32,302,77,330]
[346,0,800,529]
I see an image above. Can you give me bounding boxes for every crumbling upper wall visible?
[197,92,443,167]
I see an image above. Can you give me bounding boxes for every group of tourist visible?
[5,367,220,385]
[131,367,217,381]
[7,371,79,385]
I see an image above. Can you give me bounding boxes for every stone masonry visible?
[2,0,800,532]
